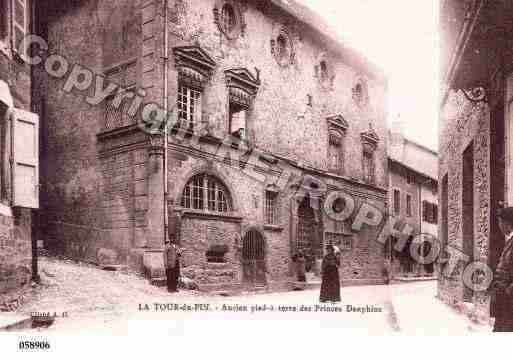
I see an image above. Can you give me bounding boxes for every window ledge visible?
[263,224,284,232]
[181,209,243,223]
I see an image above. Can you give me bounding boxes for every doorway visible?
[241,230,266,287]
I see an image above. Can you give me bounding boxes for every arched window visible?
[181,174,231,213]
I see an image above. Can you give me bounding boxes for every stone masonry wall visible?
[164,0,389,285]
[438,89,490,317]
[41,0,150,268]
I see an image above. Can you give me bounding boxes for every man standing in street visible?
[490,206,513,332]
[164,241,178,293]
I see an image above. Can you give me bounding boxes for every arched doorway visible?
[297,196,319,272]
[241,230,266,287]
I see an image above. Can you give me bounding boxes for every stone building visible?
[387,125,438,278]
[439,0,513,320]
[0,0,40,310]
[37,0,389,290]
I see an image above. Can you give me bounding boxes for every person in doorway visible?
[293,250,307,282]
[489,206,513,332]
[319,245,341,303]
[164,241,178,293]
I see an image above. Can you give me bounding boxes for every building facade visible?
[0,0,40,311]
[439,0,513,320]
[388,128,438,278]
[38,0,389,290]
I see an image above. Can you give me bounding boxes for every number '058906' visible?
[19,341,50,350]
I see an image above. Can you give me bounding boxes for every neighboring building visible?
[387,127,438,278]
[0,0,41,310]
[37,0,389,290]
[439,0,512,320]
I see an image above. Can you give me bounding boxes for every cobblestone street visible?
[0,257,489,335]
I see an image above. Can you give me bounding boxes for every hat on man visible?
[497,206,513,223]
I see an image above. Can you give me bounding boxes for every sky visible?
[298,0,439,151]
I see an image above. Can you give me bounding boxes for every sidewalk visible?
[390,289,492,334]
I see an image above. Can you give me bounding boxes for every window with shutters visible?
[406,194,412,217]
[393,189,400,215]
[181,174,231,213]
[12,107,39,208]
[11,0,29,57]
[0,101,11,205]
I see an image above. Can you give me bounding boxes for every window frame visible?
[328,129,344,173]
[264,190,279,226]
[363,150,375,184]
[177,84,202,132]
[181,174,231,213]
[11,0,29,58]
[406,193,412,217]
[393,188,401,215]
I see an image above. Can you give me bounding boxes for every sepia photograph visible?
[0,0,511,356]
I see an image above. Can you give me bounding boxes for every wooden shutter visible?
[12,108,39,208]
[11,0,27,54]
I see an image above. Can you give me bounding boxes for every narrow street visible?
[8,257,491,335]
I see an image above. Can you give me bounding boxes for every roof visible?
[388,135,438,180]
[268,0,387,83]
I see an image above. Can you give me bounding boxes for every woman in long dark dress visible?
[319,245,341,303]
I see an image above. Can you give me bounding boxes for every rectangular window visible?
[265,191,278,225]
[406,171,415,185]
[178,85,201,131]
[229,102,247,139]
[393,189,400,215]
[328,131,344,173]
[422,201,439,224]
[12,0,29,55]
[0,0,7,41]
[324,232,352,251]
[406,194,412,217]
[363,151,375,184]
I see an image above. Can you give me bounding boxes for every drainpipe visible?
[30,0,39,283]
[163,0,169,245]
